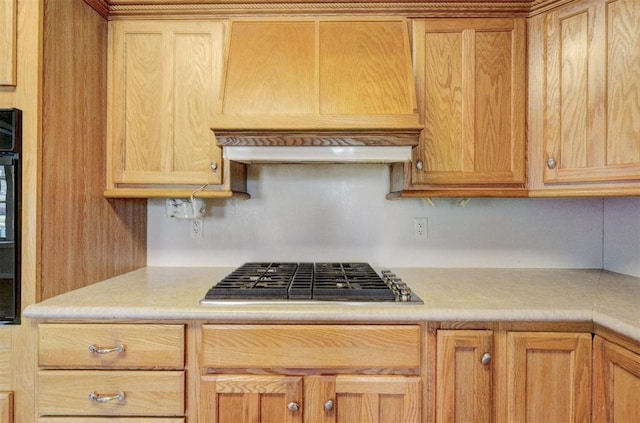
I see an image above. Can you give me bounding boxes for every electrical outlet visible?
[414,218,428,239]
[191,217,204,239]
[166,198,206,219]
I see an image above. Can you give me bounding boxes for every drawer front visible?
[38,370,184,417]
[39,324,184,368]
[202,325,421,369]
[39,419,185,423]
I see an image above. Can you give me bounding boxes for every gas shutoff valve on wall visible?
[165,198,206,219]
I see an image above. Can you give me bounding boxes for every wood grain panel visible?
[201,375,303,423]
[38,370,184,416]
[0,392,11,423]
[38,323,184,368]
[173,32,218,174]
[0,0,16,86]
[201,325,420,369]
[475,30,511,172]
[41,0,147,300]
[319,20,414,115]
[436,330,492,423]
[423,31,463,173]
[124,32,164,173]
[334,376,421,423]
[593,336,640,423]
[222,21,315,115]
[506,332,591,423]
[560,11,589,169]
[606,0,640,166]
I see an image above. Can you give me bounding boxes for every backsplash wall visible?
[146,164,619,271]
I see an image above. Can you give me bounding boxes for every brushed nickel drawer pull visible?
[88,391,125,403]
[88,344,125,354]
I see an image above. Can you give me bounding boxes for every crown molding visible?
[84,0,557,19]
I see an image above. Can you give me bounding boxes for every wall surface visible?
[148,164,607,270]
[604,197,640,277]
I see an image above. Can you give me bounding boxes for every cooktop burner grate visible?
[203,262,413,302]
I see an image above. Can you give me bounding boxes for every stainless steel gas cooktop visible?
[200,262,423,305]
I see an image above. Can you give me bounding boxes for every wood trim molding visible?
[85,1,540,19]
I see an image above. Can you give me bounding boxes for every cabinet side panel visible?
[606,0,640,166]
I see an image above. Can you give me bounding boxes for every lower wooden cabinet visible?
[435,329,592,423]
[505,331,592,423]
[593,335,640,423]
[436,330,493,423]
[200,374,421,423]
[36,324,186,420]
[200,324,422,423]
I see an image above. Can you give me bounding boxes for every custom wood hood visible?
[212,18,423,162]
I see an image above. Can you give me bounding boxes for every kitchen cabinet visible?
[434,329,592,423]
[0,0,16,86]
[435,330,492,423]
[36,323,185,419]
[528,0,640,196]
[504,331,592,422]
[593,335,640,422]
[200,324,422,423]
[107,20,247,198]
[393,18,526,197]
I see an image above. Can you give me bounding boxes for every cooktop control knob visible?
[381,270,412,302]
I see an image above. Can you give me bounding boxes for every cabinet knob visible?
[481,352,492,366]
[546,157,557,170]
[210,161,218,171]
[88,391,125,403]
[287,402,300,412]
[324,399,334,411]
[415,160,424,170]
[88,344,125,355]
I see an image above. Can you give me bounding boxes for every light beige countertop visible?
[23,267,640,342]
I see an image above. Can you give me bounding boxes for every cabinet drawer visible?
[39,419,184,423]
[38,370,184,417]
[38,324,184,368]
[202,325,421,369]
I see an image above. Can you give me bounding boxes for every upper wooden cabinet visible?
[0,0,16,86]
[398,18,526,196]
[106,20,247,198]
[528,0,640,195]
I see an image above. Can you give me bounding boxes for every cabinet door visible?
[593,336,640,423]
[542,0,640,184]
[505,332,591,423]
[200,375,303,423]
[304,375,421,423]
[108,20,224,187]
[0,0,16,86]
[412,18,526,186]
[436,330,492,423]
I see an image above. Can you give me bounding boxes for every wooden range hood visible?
[213,18,423,163]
